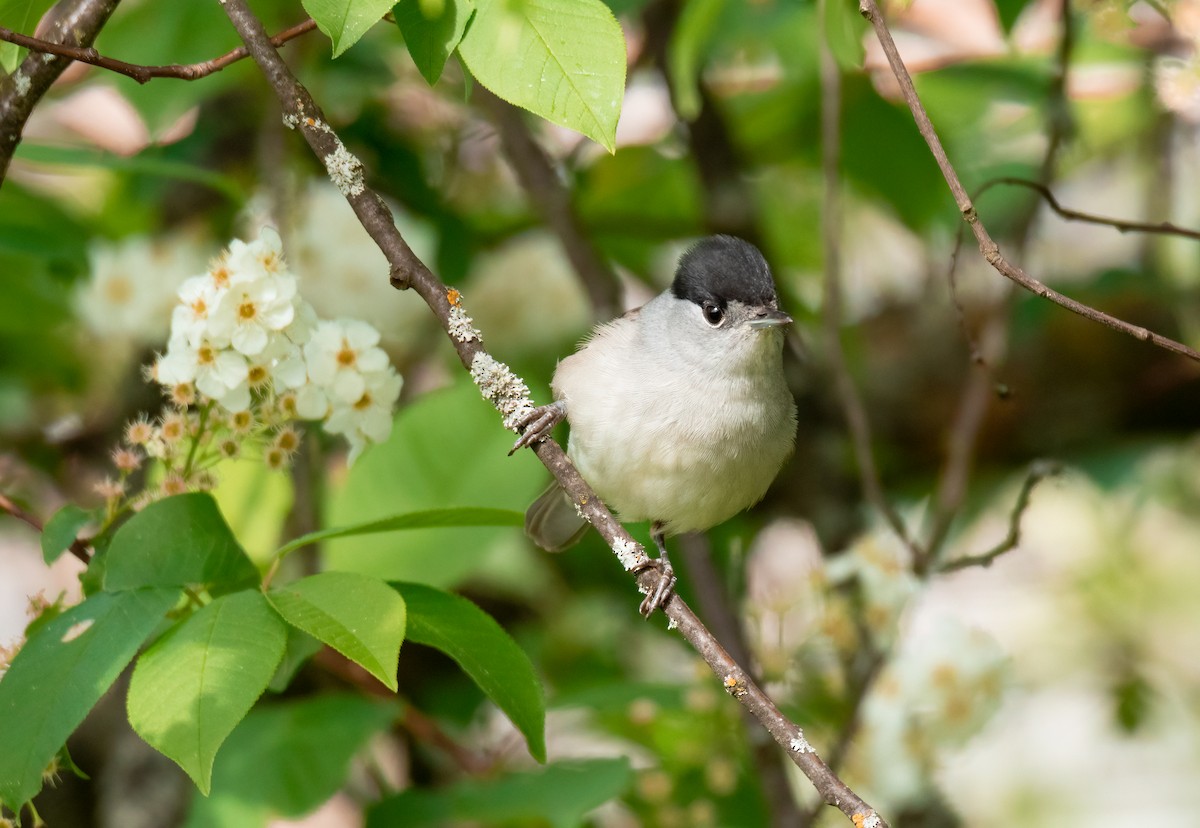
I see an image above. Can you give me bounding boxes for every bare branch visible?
[0,17,316,85]
[215,1,888,823]
[939,460,1061,573]
[858,0,1200,364]
[979,176,1200,242]
[475,86,622,320]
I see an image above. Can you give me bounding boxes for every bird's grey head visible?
[670,236,790,331]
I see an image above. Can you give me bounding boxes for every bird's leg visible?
[636,521,677,617]
[509,400,567,455]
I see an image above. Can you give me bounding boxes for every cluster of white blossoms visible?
[154,227,402,458]
[95,228,402,511]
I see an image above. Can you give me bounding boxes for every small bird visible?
[512,236,797,615]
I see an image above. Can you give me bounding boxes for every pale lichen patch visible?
[612,536,649,571]
[469,352,535,431]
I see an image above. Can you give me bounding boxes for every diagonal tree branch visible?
[0,0,121,184]
[858,0,1200,364]
[214,1,888,824]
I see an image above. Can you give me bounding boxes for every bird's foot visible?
[635,557,676,617]
[508,401,567,455]
[635,523,676,617]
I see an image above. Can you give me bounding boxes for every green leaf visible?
[303,0,397,57]
[324,382,546,586]
[0,0,55,73]
[267,572,406,691]
[126,590,288,794]
[0,588,181,810]
[995,0,1030,33]
[367,758,632,828]
[185,695,396,827]
[103,493,260,595]
[276,507,523,558]
[40,504,92,565]
[393,582,545,762]
[458,0,626,152]
[395,0,475,85]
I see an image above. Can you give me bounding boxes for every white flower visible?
[208,273,297,355]
[171,273,224,347]
[224,226,287,285]
[303,319,390,404]
[76,234,204,343]
[156,334,249,410]
[323,368,402,462]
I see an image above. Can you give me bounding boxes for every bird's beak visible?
[747,309,793,329]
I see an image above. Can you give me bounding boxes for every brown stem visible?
[215,0,888,822]
[858,0,1200,364]
[0,18,316,85]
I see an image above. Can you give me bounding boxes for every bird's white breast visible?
[552,293,796,534]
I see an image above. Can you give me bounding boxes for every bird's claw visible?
[508,401,567,455]
[634,557,677,617]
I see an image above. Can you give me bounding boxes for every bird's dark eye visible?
[702,302,724,326]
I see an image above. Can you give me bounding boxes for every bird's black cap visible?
[671,235,777,309]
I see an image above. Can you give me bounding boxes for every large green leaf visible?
[367,758,632,828]
[303,0,397,57]
[458,0,626,152]
[324,382,546,586]
[126,590,288,794]
[395,0,475,85]
[0,0,55,73]
[0,588,181,810]
[103,493,260,595]
[276,507,522,558]
[184,695,396,827]
[393,582,545,762]
[267,571,406,691]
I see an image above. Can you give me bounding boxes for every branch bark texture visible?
[215,0,888,824]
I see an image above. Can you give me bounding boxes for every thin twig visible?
[819,0,921,562]
[939,460,1060,573]
[0,0,121,184]
[858,0,1200,364]
[0,17,316,85]
[979,176,1200,242]
[215,1,888,823]
[0,492,90,564]
[475,86,622,320]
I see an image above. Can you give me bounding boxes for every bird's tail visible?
[525,482,589,552]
